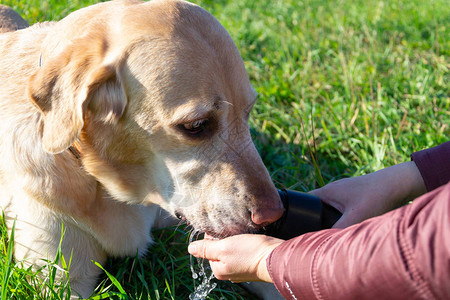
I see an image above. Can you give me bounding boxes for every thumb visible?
[188,239,220,260]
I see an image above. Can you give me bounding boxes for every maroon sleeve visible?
[267,183,450,300]
[411,141,450,191]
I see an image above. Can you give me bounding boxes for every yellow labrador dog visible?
[0,0,283,297]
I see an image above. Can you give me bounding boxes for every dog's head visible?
[28,0,283,237]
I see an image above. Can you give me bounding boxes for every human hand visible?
[188,234,284,283]
[310,161,426,228]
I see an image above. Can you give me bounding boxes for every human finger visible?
[188,239,221,260]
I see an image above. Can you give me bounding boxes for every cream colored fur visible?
[0,0,283,298]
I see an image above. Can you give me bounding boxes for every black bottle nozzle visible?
[262,189,342,240]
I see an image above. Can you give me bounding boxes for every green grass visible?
[1,0,449,298]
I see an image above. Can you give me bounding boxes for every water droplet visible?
[189,230,218,300]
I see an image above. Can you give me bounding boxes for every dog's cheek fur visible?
[163,135,281,237]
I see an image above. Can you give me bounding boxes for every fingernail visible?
[188,243,197,255]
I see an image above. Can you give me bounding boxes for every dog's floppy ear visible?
[28,36,127,154]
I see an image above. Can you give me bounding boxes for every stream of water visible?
[188,231,217,300]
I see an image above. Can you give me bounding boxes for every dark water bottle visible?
[262,189,342,240]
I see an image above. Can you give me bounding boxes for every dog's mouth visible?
[199,225,259,239]
[174,210,260,239]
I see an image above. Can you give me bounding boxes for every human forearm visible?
[377,160,426,205]
[310,160,426,228]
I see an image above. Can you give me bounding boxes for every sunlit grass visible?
[1,0,448,298]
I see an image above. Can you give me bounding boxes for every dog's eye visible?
[180,119,208,135]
